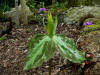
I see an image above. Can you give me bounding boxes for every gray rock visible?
[0,22,11,36]
[78,31,100,74]
[4,5,33,23]
[63,6,100,26]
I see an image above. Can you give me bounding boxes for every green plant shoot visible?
[0,35,6,42]
[24,13,86,71]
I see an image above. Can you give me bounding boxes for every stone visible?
[4,5,33,23]
[78,31,100,74]
[84,18,100,25]
[0,22,11,36]
[0,18,12,37]
[63,6,100,26]
[81,18,100,34]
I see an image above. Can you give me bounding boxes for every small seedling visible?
[0,35,6,42]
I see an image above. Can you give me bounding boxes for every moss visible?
[25,28,31,33]
[81,18,100,34]
[64,6,100,26]
[81,24,100,34]
[84,18,100,24]
[79,14,94,26]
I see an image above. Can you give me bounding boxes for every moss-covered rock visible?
[79,31,100,53]
[78,18,100,74]
[4,5,33,23]
[63,6,100,26]
[0,18,12,37]
[84,18,100,24]
[81,18,100,34]
[78,31,100,74]
[81,24,100,34]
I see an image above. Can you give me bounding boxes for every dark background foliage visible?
[0,0,95,12]
[0,0,20,12]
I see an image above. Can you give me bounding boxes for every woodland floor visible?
[0,21,81,75]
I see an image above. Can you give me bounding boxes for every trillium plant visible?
[24,13,86,75]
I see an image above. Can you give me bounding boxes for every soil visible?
[0,21,82,75]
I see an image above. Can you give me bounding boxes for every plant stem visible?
[49,59,52,75]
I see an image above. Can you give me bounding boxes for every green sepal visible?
[47,13,57,38]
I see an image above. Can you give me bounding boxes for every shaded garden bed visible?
[0,21,81,75]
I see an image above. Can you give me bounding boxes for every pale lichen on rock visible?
[63,6,100,26]
[4,5,33,23]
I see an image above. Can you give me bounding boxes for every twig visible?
[76,36,82,46]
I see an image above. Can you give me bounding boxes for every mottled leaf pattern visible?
[53,35,86,63]
[24,36,56,70]
[24,13,86,70]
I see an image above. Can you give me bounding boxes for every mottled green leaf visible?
[28,34,45,54]
[24,35,56,70]
[44,40,56,59]
[53,35,86,63]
